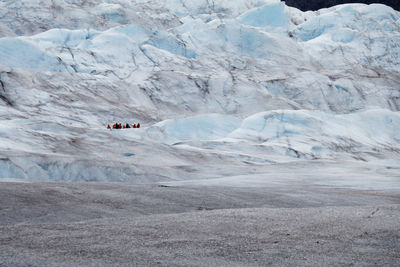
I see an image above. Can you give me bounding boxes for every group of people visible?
[107,123,141,129]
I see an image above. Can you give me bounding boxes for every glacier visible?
[0,0,400,183]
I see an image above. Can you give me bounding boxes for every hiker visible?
[110,122,140,130]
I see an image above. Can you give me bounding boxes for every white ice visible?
[0,0,399,185]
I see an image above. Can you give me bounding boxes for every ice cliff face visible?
[0,0,399,182]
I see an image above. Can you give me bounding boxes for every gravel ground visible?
[0,204,399,266]
[1,181,399,226]
[0,181,400,266]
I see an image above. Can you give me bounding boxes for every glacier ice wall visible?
[0,0,399,182]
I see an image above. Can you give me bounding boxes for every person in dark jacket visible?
[137,123,141,128]
[126,123,131,128]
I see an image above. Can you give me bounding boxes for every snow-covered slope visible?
[0,0,399,182]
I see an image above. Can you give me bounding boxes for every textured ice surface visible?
[0,0,399,182]
[146,114,241,144]
[238,2,290,28]
[0,38,64,72]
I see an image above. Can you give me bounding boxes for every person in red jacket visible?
[107,124,111,129]
[113,123,117,129]
[133,124,137,128]
[137,123,141,128]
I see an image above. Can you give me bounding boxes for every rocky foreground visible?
[1,163,399,266]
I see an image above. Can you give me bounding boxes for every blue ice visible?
[238,3,290,28]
